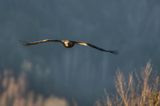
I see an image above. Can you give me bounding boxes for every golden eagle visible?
[23,39,118,54]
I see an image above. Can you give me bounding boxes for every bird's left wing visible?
[23,39,61,46]
[75,41,118,54]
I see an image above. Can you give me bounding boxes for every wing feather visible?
[75,41,118,54]
[24,39,61,46]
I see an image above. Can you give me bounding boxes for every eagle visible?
[23,39,118,54]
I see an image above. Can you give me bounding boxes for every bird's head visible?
[62,40,75,48]
[62,40,69,46]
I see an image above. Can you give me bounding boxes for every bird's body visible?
[62,40,75,48]
[23,39,118,54]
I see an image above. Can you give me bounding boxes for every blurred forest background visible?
[0,0,160,105]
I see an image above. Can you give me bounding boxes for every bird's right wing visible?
[86,43,118,54]
[75,41,118,54]
[23,39,61,46]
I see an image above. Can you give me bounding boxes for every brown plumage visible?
[23,39,118,54]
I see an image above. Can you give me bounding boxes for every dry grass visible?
[1,63,160,106]
[0,70,68,106]
[97,63,160,106]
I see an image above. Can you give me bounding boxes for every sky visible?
[0,0,160,105]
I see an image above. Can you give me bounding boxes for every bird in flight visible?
[23,39,118,54]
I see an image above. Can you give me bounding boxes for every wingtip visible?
[19,40,29,46]
[110,50,119,55]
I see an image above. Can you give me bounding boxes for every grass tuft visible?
[98,63,160,106]
[0,71,68,106]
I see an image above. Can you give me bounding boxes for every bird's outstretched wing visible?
[23,39,61,46]
[75,41,118,54]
